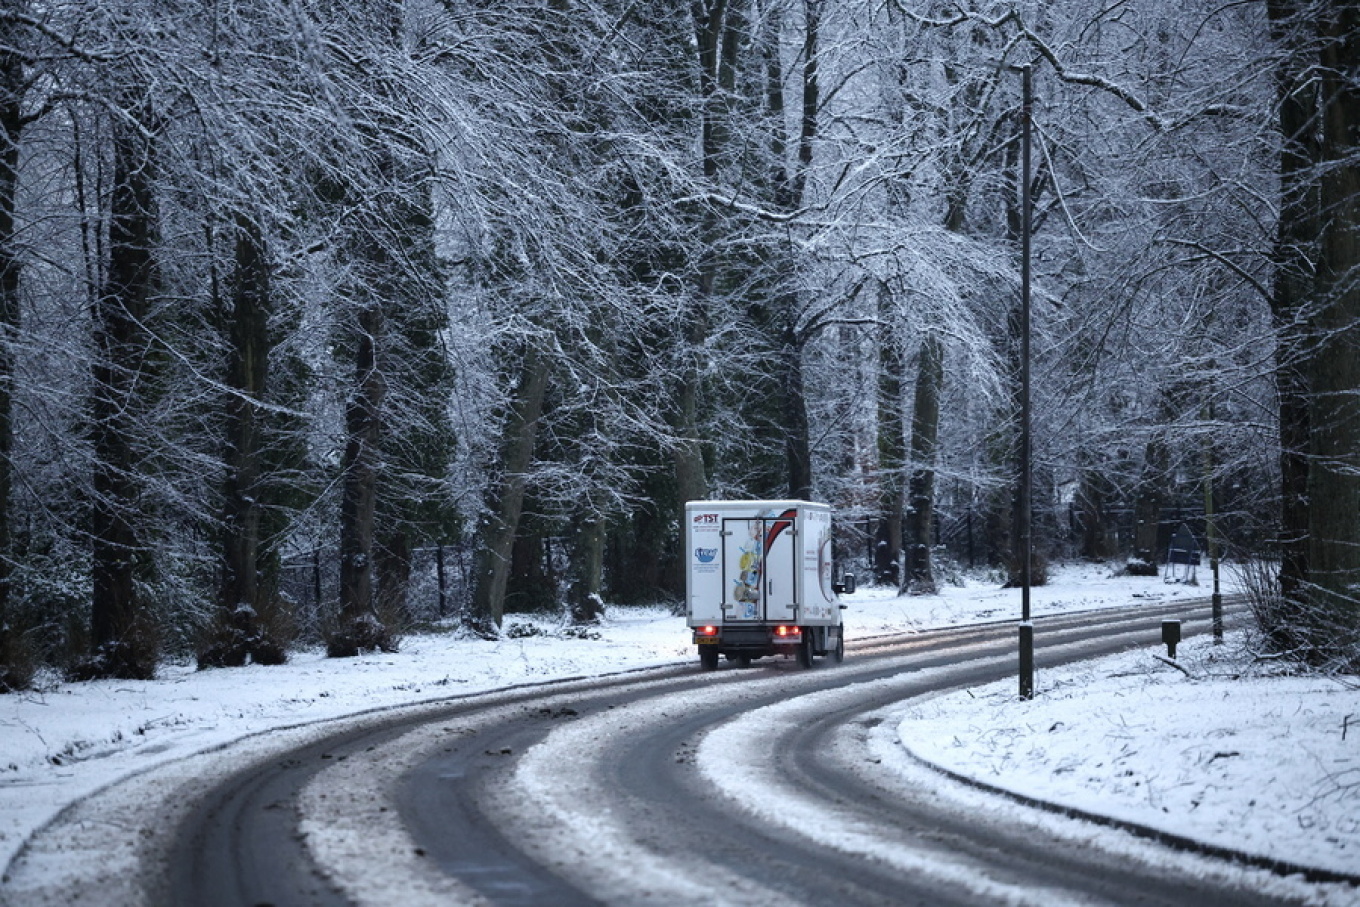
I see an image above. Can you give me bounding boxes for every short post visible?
[1161,619,1182,659]
[1019,622,1034,699]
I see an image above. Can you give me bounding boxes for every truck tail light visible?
[696,625,719,637]
[774,625,801,638]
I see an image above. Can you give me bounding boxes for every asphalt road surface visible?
[8,599,1328,906]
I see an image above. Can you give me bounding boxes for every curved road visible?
[5,601,1338,905]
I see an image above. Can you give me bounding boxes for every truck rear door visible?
[722,509,798,623]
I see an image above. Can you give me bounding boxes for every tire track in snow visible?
[6,599,1269,906]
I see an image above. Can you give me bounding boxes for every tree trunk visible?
[87,108,157,680]
[693,0,733,183]
[1075,452,1118,561]
[468,342,550,634]
[903,333,943,595]
[1307,4,1360,660]
[331,303,388,655]
[1267,0,1317,637]
[375,528,411,623]
[669,1,734,516]
[370,160,453,622]
[1128,439,1168,575]
[568,510,605,625]
[672,358,708,509]
[0,19,23,684]
[780,1,819,501]
[783,327,813,500]
[204,215,281,667]
[875,297,906,586]
[324,0,453,657]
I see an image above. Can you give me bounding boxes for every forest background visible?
[0,0,1356,685]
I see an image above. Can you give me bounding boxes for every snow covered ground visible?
[2,563,1357,894]
[898,629,1360,880]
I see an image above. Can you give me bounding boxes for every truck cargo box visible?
[684,500,852,669]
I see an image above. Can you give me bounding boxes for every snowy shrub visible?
[1240,559,1360,675]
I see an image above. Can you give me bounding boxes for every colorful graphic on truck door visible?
[722,508,797,621]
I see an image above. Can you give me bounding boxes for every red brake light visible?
[697,625,718,636]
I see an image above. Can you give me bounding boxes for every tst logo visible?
[695,548,717,564]
[693,513,719,525]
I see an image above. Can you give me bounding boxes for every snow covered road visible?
[5,600,1351,906]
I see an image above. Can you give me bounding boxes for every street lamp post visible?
[1016,63,1035,701]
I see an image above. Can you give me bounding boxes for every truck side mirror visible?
[834,573,856,596]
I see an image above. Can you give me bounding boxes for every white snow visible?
[695,662,1093,906]
[298,715,494,906]
[2,563,1357,898]
[494,677,798,906]
[897,629,1360,877]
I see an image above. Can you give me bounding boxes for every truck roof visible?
[684,499,829,509]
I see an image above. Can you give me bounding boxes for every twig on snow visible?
[1153,654,1194,678]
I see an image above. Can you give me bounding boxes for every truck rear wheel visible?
[699,646,720,671]
[796,631,815,669]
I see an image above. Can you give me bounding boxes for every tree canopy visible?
[0,0,1356,686]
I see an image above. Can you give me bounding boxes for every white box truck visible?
[684,500,854,670]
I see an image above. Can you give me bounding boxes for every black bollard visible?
[1161,619,1182,659]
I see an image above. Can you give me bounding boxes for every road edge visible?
[899,746,1360,888]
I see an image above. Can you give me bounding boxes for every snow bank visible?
[895,631,1360,877]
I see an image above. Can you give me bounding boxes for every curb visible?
[905,748,1360,888]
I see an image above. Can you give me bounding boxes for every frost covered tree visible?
[465,0,705,629]
[188,0,323,669]
[1263,0,1360,668]
[292,0,459,656]
[0,0,1354,682]
[823,0,1286,598]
